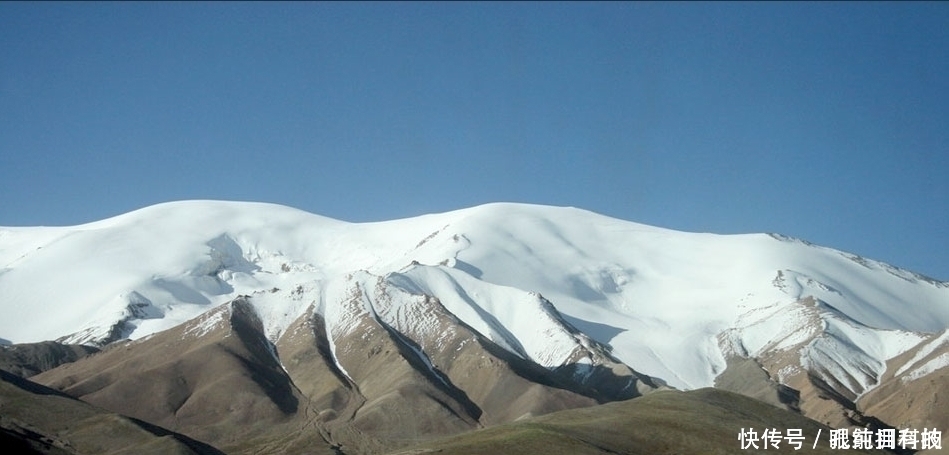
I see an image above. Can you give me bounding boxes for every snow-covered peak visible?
[1,200,947,392]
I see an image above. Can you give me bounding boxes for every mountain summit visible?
[1,201,946,453]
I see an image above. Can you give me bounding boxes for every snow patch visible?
[903,352,949,382]
[183,306,228,339]
[894,330,949,377]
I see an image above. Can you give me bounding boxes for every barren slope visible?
[33,293,648,454]
[0,369,222,455]
[390,388,894,455]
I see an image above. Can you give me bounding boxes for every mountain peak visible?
[1,200,946,398]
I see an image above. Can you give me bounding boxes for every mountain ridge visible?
[2,200,947,452]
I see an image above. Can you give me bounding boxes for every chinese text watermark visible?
[739,427,942,450]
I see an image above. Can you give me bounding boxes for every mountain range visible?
[1,201,946,454]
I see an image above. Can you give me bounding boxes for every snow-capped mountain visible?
[1,200,947,451]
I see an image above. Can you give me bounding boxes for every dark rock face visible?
[0,341,99,378]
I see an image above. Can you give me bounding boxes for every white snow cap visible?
[1,200,947,390]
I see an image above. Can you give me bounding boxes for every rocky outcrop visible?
[0,341,99,378]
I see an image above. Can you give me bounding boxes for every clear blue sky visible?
[2,2,947,280]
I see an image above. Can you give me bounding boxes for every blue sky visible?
[2,2,947,280]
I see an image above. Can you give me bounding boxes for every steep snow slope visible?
[447,205,949,390]
[1,200,947,393]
